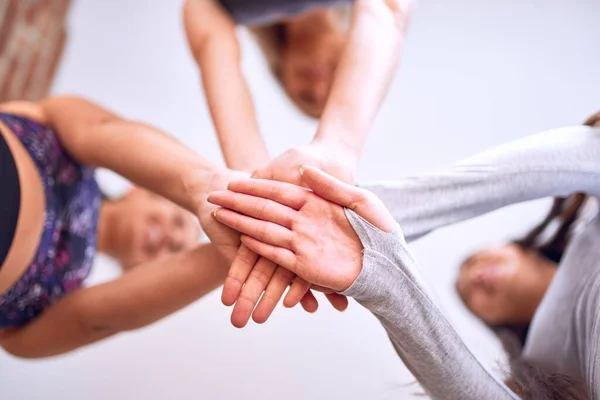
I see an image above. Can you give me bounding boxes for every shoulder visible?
[0,101,48,125]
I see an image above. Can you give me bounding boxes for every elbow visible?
[75,305,121,342]
[1,343,39,359]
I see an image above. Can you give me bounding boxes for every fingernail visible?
[212,209,219,219]
[299,166,304,176]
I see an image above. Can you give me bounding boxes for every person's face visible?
[280,13,346,117]
[456,243,557,326]
[106,188,201,269]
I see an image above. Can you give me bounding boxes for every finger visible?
[299,290,319,313]
[221,244,258,307]
[310,285,336,294]
[283,277,311,308]
[240,235,296,272]
[301,166,397,232]
[299,165,362,208]
[227,179,309,210]
[230,257,277,328]
[208,190,296,228]
[325,293,349,311]
[213,208,294,249]
[252,267,295,324]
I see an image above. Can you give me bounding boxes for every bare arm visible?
[0,243,227,358]
[314,0,413,161]
[38,95,220,215]
[183,0,269,172]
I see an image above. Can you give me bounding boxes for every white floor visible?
[2,1,600,399]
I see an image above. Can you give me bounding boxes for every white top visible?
[343,125,600,399]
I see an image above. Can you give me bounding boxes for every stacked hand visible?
[196,168,331,313]
[208,166,397,302]
[205,143,364,328]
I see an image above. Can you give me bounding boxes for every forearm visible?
[184,0,269,172]
[39,96,222,214]
[314,0,409,159]
[196,40,269,171]
[342,210,519,400]
[362,125,600,242]
[0,244,227,358]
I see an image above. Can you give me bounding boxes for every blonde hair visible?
[247,6,351,117]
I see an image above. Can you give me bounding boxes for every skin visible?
[0,97,333,357]
[207,166,397,292]
[456,243,557,326]
[0,98,239,357]
[97,187,202,270]
[0,118,46,296]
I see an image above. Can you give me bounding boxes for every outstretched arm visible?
[362,125,600,242]
[1,96,246,262]
[314,0,413,159]
[251,0,415,185]
[0,243,226,358]
[38,95,223,215]
[183,0,269,171]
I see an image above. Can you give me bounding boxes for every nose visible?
[165,213,199,252]
[457,262,485,299]
[314,79,330,103]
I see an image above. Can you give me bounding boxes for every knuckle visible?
[237,250,256,266]
[256,199,268,220]
[250,268,272,287]
[286,232,297,252]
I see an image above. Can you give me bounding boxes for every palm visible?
[292,195,363,291]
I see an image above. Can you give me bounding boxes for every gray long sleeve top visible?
[342,125,600,399]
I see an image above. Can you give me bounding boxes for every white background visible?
[2,0,600,399]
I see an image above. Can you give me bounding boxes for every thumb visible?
[301,165,397,233]
[300,165,361,208]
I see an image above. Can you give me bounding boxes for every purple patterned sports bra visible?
[0,113,101,328]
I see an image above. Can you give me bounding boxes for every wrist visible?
[309,138,360,184]
[182,165,224,214]
[312,130,361,167]
[185,167,249,215]
[337,262,364,293]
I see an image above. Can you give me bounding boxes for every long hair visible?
[492,111,600,399]
[500,332,590,400]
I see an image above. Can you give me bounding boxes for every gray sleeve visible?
[574,270,600,398]
[361,125,600,242]
[341,210,520,400]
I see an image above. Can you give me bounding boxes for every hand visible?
[191,169,328,318]
[220,143,358,327]
[194,169,249,263]
[251,142,358,186]
[208,166,397,291]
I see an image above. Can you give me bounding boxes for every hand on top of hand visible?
[251,142,358,187]
[217,143,359,327]
[208,165,397,293]
[195,169,249,264]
